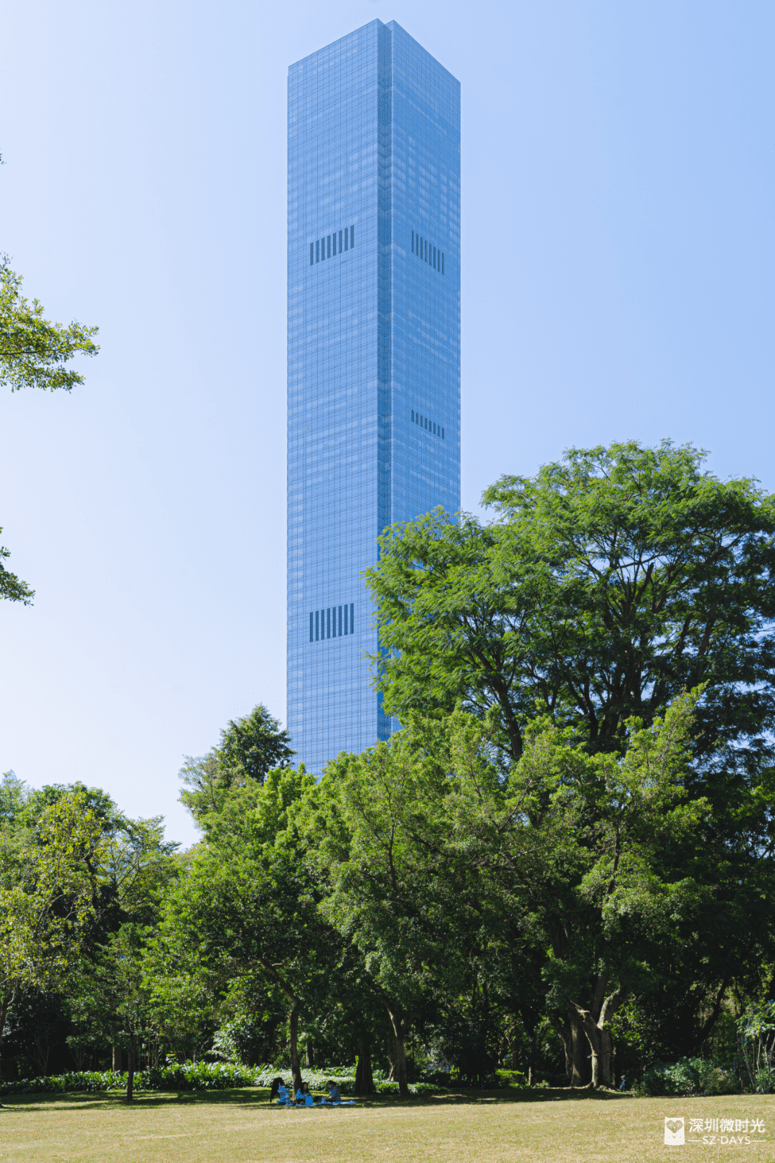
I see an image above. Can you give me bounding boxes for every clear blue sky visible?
[2,0,773,846]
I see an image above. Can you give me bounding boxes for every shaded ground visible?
[1,1086,773,1162]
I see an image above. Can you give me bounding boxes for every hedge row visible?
[0,1062,258,1097]
[0,1061,448,1097]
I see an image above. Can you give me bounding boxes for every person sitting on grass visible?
[296,1082,313,1105]
[327,1080,341,1104]
[269,1077,284,1104]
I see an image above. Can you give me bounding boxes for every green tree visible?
[312,689,775,1090]
[0,535,34,604]
[1,777,180,1078]
[367,441,775,767]
[179,705,295,827]
[217,705,295,784]
[448,694,714,1087]
[366,441,775,1081]
[0,789,107,1081]
[161,767,324,1093]
[76,923,154,1101]
[0,257,98,393]
[1,253,99,603]
[307,724,486,1097]
[441,692,775,1088]
[64,811,180,1073]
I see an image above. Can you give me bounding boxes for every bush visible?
[737,1001,775,1093]
[636,1058,739,1097]
[0,1062,260,1097]
[0,1061,452,1098]
[0,1070,123,1097]
[254,1065,449,1096]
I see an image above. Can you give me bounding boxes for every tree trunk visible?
[690,978,729,1054]
[385,1002,410,1099]
[527,1027,537,1086]
[288,1002,302,1095]
[559,1007,590,1086]
[354,1040,375,1095]
[112,1044,123,1071]
[30,1030,51,1077]
[305,1039,314,1068]
[126,1044,135,1103]
[576,1014,613,1089]
[572,987,629,1090]
[0,999,8,1108]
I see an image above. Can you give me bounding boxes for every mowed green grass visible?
[1,1088,773,1163]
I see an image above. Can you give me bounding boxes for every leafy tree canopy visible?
[180,704,295,828]
[0,257,98,393]
[367,441,775,770]
[0,529,34,605]
[1,246,99,606]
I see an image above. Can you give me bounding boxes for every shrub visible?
[737,1001,775,1093]
[0,1061,451,1098]
[254,1065,449,1096]
[0,1062,259,1097]
[636,1058,739,1097]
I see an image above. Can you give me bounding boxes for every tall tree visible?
[1,776,180,1080]
[307,725,485,1098]
[161,767,325,1093]
[0,789,108,1086]
[367,441,775,768]
[311,691,775,1090]
[179,705,295,827]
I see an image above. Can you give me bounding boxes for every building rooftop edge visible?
[287,19,459,87]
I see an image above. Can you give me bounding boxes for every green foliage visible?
[158,764,332,1091]
[0,788,108,1007]
[7,442,775,1099]
[636,1057,739,1097]
[0,1070,126,1096]
[0,771,26,825]
[0,1062,261,1096]
[737,1000,775,1093]
[0,253,98,606]
[0,1061,449,1097]
[0,775,181,1085]
[179,705,295,828]
[309,722,466,1010]
[0,534,34,604]
[367,440,775,767]
[164,768,320,1001]
[217,705,295,785]
[0,257,98,393]
[307,690,774,1089]
[252,1064,446,1095]
[360,440,775,1086]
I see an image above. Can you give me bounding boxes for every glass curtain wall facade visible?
[287,20,460,773]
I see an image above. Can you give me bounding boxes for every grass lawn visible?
[1,1087,773,1162]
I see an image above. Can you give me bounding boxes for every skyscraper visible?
[287,20,460,773]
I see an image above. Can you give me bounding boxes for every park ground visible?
[1,1088,773,1163]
